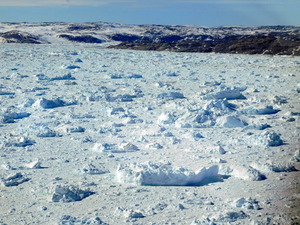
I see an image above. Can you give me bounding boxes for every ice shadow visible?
[187,175,230,187]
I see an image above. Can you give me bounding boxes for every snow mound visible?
[51,185,94,203]
[115,162,219,186]
[216,116,248,128]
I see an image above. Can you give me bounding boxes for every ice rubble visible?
[219,165,266,181]
[92,142,139,153]
[51,185,94,203]
[3,136,35,147]
[216,115,248,128]
[18,123,60,137]
[0,173,30,187]
[115,162,219,186]
[58,215,108,225]
[241,106,280,115]
[115,207,145,219]
[79,163,108,175]
[191,210,249,224]
[233,197,261,210]
[207,87,246,100]
[251,161,296,173]
[33,97,76,109]
[251,131,283,147]
[0,109,30,123]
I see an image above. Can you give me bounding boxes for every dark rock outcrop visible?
[0,30,43,44]
[109,33,300,56]
[58,34,104,43]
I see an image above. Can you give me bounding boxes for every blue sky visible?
[0,0,299,27]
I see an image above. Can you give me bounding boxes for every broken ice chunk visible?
[241,106,280,115]
[18,123,60,137]
[253,131,283,147]
[216,210,249,223]
[157,112,176,125]
[24,160,42,169]
[51,185,94,202]
[80,164,108,175]
[157,92,185,100]
[233,197,261,210]
[0,110,31,123]
[58,215,108,225]
[211,88,246,100]
[116,162,219,186]
[33,97,75,109]
[115,207,145,219]
[292,150,300,162]
[216,116,248,128]
[5,136,35,147]
[92,142,139,153]
[220,165,266,181]
[251,161,296,173]
[50,73,76,81]
[0,172,30,187]
[118,142,139,152]
[146,143,163,149]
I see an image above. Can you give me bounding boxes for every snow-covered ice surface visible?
[0,44,299,224]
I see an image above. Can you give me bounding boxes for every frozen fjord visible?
[0,44,300,225]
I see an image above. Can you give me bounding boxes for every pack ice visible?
[0,43,299,225]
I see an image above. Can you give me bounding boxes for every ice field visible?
[0,44,300,224]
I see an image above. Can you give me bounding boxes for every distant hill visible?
[0,22,299,55]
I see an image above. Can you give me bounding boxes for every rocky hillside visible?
[0,22,299,55]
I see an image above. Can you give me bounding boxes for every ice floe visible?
[116,162,220,186]
[51,185,94,203]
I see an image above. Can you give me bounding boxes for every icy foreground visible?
[0,44,299,224]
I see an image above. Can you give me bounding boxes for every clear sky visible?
[0,0,299,27]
